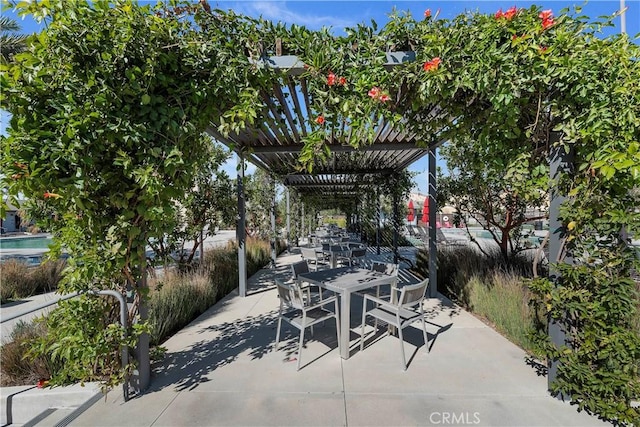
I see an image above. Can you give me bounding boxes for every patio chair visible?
[347,247,368,267]
[300,247,327,271]
[356,261,398,298]
[330,245,350,267]
[291,260,328,301]
[359,278,429,370]
[274,278,340,370]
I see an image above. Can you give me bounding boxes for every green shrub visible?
[26,296,133,388]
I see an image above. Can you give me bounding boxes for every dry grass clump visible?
[0,320,60,387]
[0,259,66,303]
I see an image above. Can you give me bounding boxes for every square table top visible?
[297,267,395,294]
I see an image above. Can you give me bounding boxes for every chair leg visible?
[421,315,429,352]
[275,316,282,351]
[398,326,407,371]
[297,327,305,371]
[360,299,367,351]
[335,312,341,353]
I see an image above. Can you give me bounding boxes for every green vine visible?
[1,2,638,421]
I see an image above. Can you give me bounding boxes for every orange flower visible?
[368,87,381,98]
[504,6,517,20]
[423,57,441,72]
[327,72,336,86]
[43,192,62,199]
[315,116,325,125]
[541,17,554,30]
[424,9,431,18]
[338,76,346,86]
[539,9,553,20]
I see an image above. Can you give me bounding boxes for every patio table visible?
[297,266,397,359]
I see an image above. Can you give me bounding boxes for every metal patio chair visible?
[359,278,429,370]
[300,247,327,271]
[274,278,340,370]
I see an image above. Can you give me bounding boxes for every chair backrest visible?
[371,261,399,276]
[300,247,317,260]
[291,260,309,279]
[330,245,345,253]
[340,236,349,242]
[322,243,330,251]
[275,278,305,309]
[351,248,367,258]
[398,279,428,308]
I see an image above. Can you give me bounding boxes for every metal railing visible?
[1,290,130,401]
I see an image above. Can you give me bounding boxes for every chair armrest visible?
[363,294,395,310]
[307,294,338,310]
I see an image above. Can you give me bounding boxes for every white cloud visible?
[228,1,358,30]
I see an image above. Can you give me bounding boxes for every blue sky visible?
[2,0,637,194]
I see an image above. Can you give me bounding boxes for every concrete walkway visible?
[70,248,607,427]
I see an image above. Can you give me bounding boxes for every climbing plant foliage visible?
[1,1,638,421]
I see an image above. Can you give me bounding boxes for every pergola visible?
[207,53,441,297]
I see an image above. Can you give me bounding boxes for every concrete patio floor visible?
[71,248,608,426]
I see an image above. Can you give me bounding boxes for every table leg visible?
[340,291,350,359]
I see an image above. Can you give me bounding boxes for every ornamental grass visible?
[415,245,542,354]
[0,259,66,303]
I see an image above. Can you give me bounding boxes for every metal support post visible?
[301,203,305,246]
[134,248,150,393]
[393,190,399,264]
[428,149,438,298]
[548,136,573,397]
[286,188,291,251]
[270,178,277,269]
[376,188,381,255]
[237,154,247,297]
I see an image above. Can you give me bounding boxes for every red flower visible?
[338,76,347,86]
[43,192,62,199]
[37,379,49,388]
[327,72,336,86]
[542,18,554,30]
[315,116,325,125]
[423,57,441,72]
[539,46,549,53]
[368,87,381,98]
[424,9,431,18]
[379,94,391,102]
[539,9,553,20]
[495,9,504,19]
[505,6,517,19]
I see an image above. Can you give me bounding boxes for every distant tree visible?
[439,137,548,261]
[149,139,236,266]
[0,16,27,62]
[245,169,277,238]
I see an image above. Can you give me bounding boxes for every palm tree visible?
[0,16,27,62]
